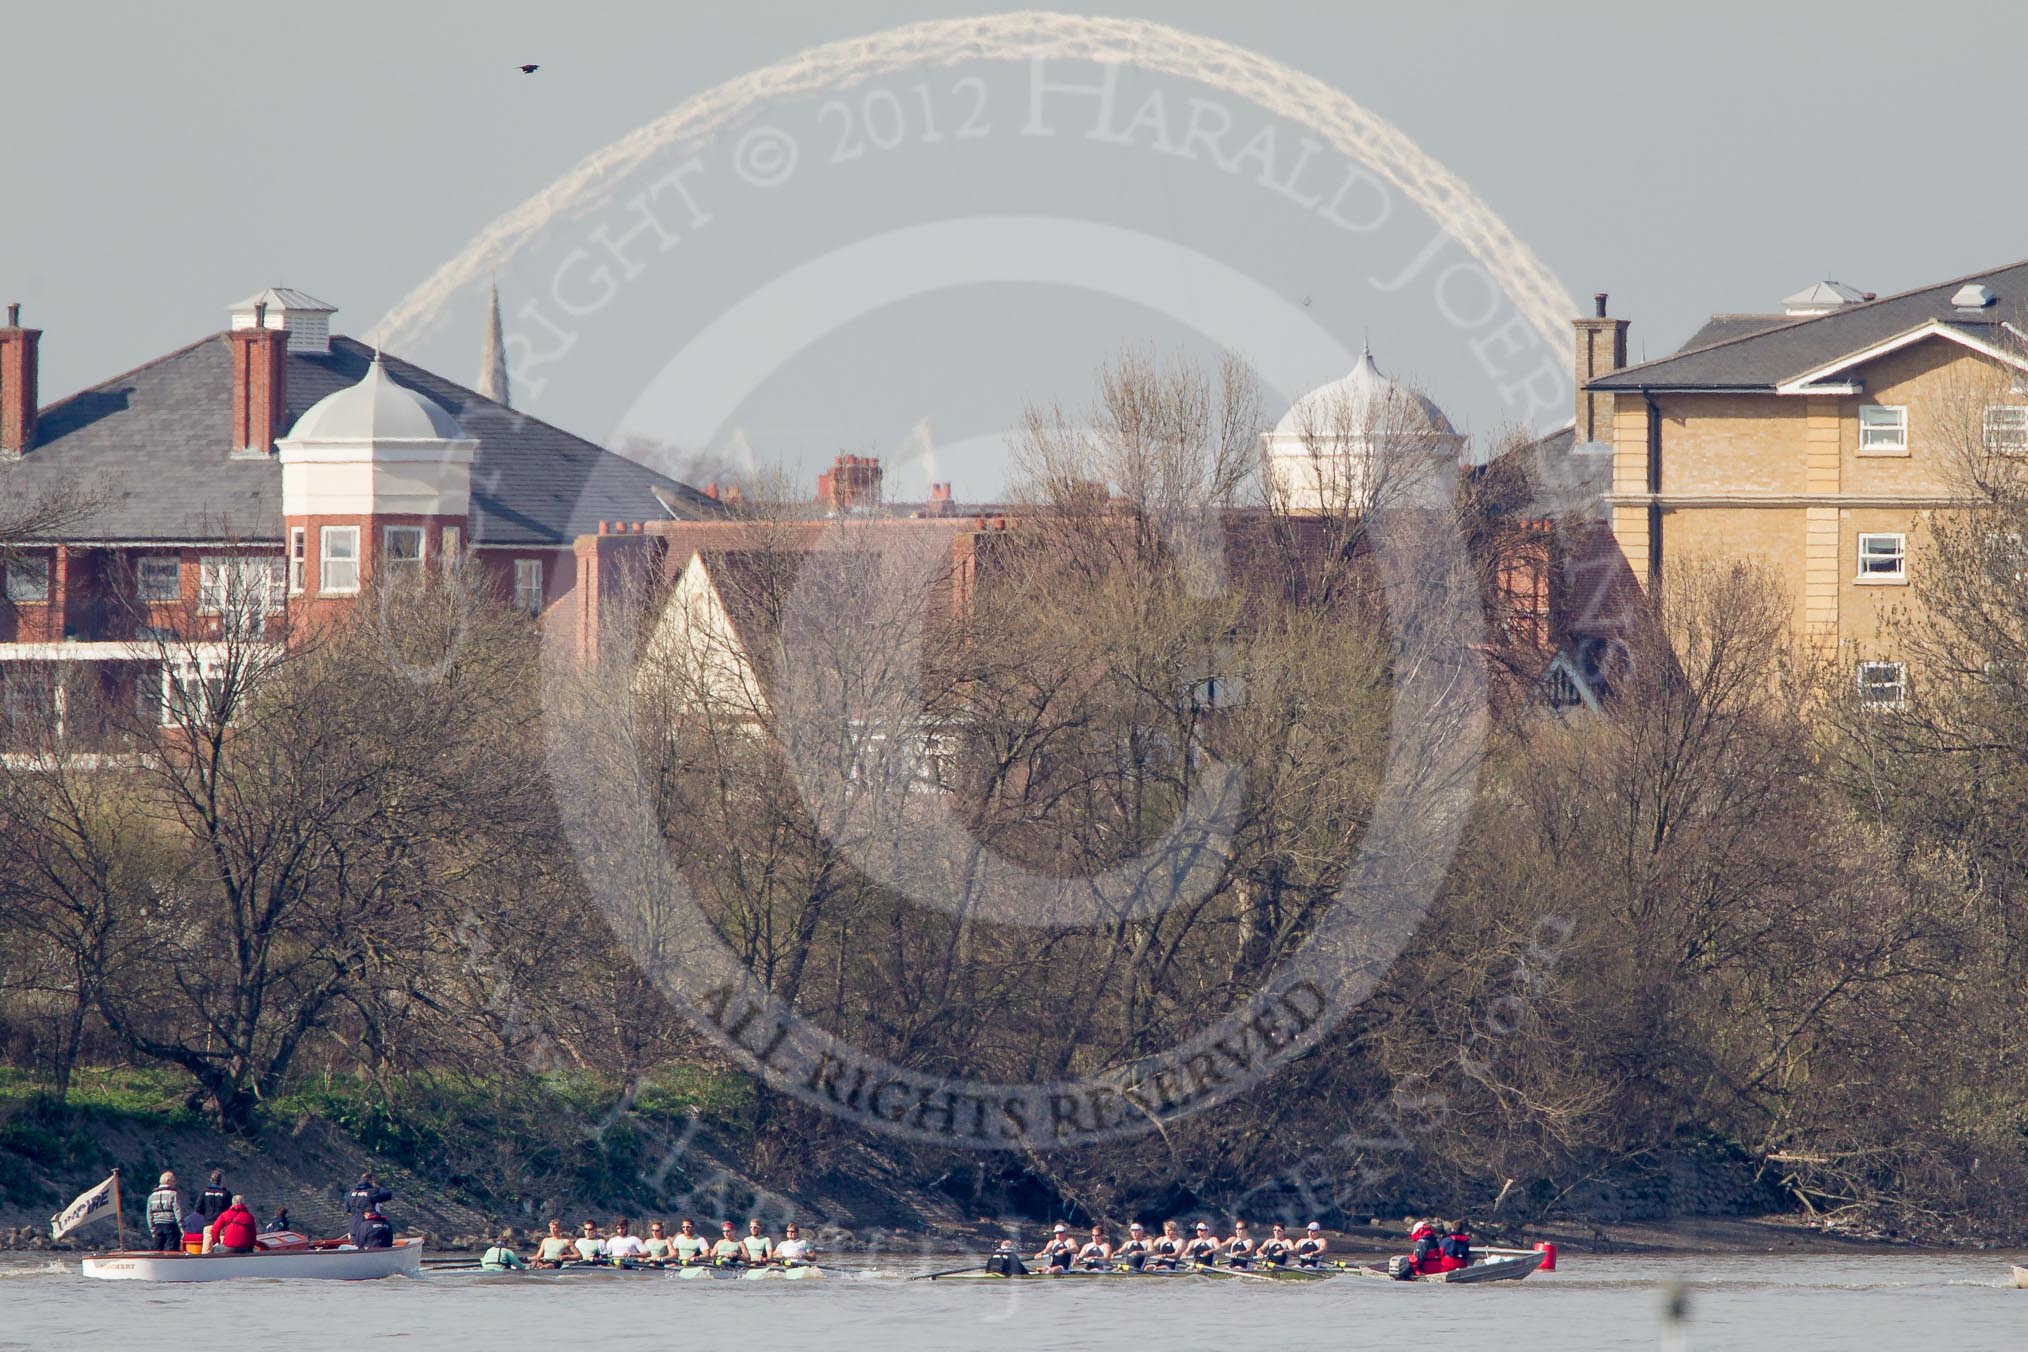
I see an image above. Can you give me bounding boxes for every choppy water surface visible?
[1,1252,2019,1350]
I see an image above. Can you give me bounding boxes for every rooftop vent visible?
[228,287,337,355]
[1782,280,1872,316]
[1952,283,1999,311]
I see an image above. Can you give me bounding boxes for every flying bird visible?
[519,64,540,74]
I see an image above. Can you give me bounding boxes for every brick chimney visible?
[228,302,288,455]
[1572,292,1628,447]
[0,302,41,456]
[817,453,883,512]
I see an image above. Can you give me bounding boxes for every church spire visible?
[476,280,510,408]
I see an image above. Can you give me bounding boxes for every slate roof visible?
[0,333,719,545]
[1592,258,2028,392]
[1515,423,1612,520]
[1672,314,1792,352]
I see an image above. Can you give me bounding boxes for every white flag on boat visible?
[50,1172,118,1239]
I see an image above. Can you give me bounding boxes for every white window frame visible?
[1984,405,2028,454]
[5,555,50,603]
[1856,660,1908,710]
[1858,404,1908,455]
[440,525,462,572]
[383,524,425,567]
[159,651,241,728]
[1855,532,1907,583]
[198,556,285,615]
[320,526,360,595]
[137,556,181,603]
[288,528,306,594]
[513,558,544,615]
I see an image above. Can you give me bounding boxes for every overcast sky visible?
[8,1,2028,497]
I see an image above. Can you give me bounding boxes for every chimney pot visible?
[1593,292,1608,318]
[5,303,17,328]
[253,301,268,328]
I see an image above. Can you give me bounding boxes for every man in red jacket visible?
[211,1196,259,1253]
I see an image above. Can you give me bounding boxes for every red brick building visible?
[0,288,716,730]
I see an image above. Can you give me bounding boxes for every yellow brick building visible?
[1583,267,2028,705]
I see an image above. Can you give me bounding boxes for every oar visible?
[915,1263,989,1280]
[1196,1260,1273,1282]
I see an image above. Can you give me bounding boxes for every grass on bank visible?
[0,1062,758,1215]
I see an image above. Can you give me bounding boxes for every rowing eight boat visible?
[933,1251,1544,1285]
[476,1262,824,1281]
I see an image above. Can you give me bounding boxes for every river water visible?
[1,1252,2019,1350]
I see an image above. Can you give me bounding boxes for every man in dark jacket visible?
[346,1172,393,1248]
[358,1208,394,1250]
[196,1169,231,1226]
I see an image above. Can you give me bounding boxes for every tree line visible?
[4,351,2028,1238]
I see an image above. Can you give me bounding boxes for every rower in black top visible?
[1295,1222,1329,1267]
[1259,1222,1295,1267]
[1149,1221,1185,1270]
[1033,1224,1077,1272]
[1075,1224,1112,1270]
[1222,1220,1257,1269]
[1114,1222,1152,1271]
[1185,1222,1221,1265]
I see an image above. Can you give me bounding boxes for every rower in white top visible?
[776,1222,815,1268]
[741,1219,774,1265]
[605,1218,647,1265]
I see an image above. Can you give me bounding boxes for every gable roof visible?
[1592,258,2028,393]
[1,333,720,546]
[1673,314,1791,352]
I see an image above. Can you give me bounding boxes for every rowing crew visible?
[1008,1220,1329,1274]
[513,1217,815,1270]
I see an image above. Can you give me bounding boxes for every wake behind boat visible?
[81,1233,423,1282]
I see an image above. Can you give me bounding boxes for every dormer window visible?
[1858,404,1907,455]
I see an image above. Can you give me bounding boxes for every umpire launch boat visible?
[80,1233,424,1282]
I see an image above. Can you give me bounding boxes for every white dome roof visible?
[288,354,468,444]
[1270,347,1455,443]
